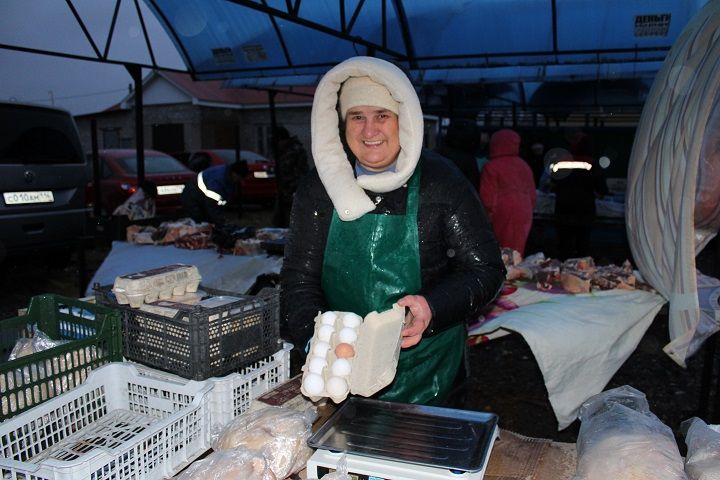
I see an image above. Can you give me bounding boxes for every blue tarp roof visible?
[0,0,712,109]
[149,0,707,86]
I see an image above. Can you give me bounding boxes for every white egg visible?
[320,311,337,325]
[326,376,349,398]
[337,327,358,344]
[331,358,352,377]
[312,340,331,357]
[302,373,325,396]
[317,324,335,342]
[308,356,328,375]
[342,313,362,328]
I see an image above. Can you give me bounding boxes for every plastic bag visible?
[574,385,687,480]
[307,454,352,480]
[176,447,276,480]
[8,327,70,361]
[213,406,317,479]
[682,417,720,480]
[2,328,98,416]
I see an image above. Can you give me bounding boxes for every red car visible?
[174,149,277,206]
[88,149,195,216]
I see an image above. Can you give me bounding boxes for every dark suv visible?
[0,102,88,262]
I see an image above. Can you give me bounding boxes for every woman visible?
[280,56,505,404]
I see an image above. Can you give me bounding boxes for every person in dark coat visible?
[552,132,608,259]
[272,126,310,227]
[526,141,547,186]
[280,56,505,405]
[181,161,247,225]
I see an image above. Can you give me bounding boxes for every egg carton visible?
[300,304,405,403]
[112,263,202,308]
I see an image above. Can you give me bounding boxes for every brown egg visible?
[335,342,355,358]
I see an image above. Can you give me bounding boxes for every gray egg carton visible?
[111,264,202,308]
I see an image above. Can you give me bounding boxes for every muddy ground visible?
[1,208,718,455]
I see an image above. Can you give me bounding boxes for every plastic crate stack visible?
[0,295,292,479]
[0,294,123,421]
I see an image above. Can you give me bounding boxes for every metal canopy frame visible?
[1,0,709,163]
[1,1,690,82]
[146,0,675,81]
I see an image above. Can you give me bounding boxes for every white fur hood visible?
[310,56,424,221]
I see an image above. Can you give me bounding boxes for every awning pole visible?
[125,64,145,184]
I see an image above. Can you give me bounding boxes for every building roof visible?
[157,70,314,106]
[75,70,315,117]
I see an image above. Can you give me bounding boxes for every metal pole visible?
[125,64,145,184]
[269,90,278,157]
[90,119,101,219]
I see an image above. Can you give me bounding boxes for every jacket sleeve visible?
[419,162,506,336]
[279,172,332,350]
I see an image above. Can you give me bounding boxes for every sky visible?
[0,0,184,116]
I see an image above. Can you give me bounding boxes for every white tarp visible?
[470,287,665,430]
[626,1,720,366]
[85,241,283,297]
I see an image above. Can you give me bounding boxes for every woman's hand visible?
[397,294,432,348]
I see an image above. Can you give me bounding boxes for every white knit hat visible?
[339,76,400,119]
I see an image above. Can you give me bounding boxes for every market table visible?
[85,240,283,296]
[468,282,666,430]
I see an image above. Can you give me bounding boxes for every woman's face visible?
[344,106,401,172]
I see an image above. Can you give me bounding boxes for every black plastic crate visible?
[94,285,280,380]
[0,294,123,421]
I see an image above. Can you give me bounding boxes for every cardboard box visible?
[300,304,405,403]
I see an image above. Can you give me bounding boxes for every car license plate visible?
[3,191,54,205]
[157,184,185,195]
[253,171,275,179]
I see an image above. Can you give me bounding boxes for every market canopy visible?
[0,0,712,110]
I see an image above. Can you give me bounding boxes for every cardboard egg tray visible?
[112,264,202,308]
[300,304,405,404]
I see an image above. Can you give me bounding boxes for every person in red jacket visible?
[479,128,537,255]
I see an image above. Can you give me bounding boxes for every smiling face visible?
[344,106,401,172]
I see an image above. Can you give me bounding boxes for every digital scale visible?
[306,397,499,480]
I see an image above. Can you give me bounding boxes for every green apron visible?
[321,165,465,405]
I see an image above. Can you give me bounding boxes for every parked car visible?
[0,101,89,262]
[88,149,195,217]
[173,149,277,206]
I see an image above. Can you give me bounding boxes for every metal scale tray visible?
[308,397,499,472]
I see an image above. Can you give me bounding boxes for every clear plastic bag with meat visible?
[176,447,277,480]
[574,385,687,480]
[212,406,317,479]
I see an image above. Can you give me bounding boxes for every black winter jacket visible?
[280,150,506,350]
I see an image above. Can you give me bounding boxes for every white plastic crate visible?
[208,342,291,429]
[0,362,213,480]
[132,342,292,431]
